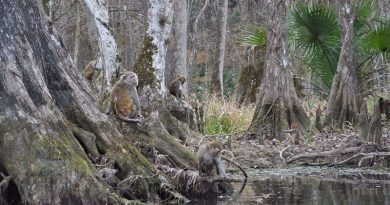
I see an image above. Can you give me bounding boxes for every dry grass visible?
[203,95,255,135]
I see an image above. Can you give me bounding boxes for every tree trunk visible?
[166,0,188,98]
[244,0,312,143]
[84,0,119,93]
[324,0,360,128]
[73,0,81,65]
[359,100,382,145]
[134,0,173,109]
[210,0,228,98]
[0,0,194,203]
[235,47,265,107]
[188,0,209,94]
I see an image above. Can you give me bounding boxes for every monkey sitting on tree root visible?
[197,140,248,179]
[107,71,143,123]
[169,76,186,99]
[82,60,97,82]
[197,140,228,178]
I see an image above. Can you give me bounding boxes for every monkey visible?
[82,60,97,81]
[107,71,143,123]
[379,97,390,120]
[197,140,228,178]
[169,76,186,99]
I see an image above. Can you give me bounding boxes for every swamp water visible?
[189,167,390,205]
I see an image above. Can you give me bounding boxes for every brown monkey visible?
[169,76,186,99]
[107,71,143,123]
[379,97,390,119]
[197,140,227,177]
[82,60,97,81]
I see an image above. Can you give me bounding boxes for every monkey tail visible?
[221,155,248,178]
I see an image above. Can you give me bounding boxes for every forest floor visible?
[215,122,390,174]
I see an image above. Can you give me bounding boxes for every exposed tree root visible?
[331,152,390,167]
[286,146,362,164]
[156,165,243,197]
[287,143,390,167]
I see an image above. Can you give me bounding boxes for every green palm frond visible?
[355,0,376,34]
[289,4,340,57]
[363,21,390,59]
[241,26,266,47]
[303,50,338,91]
[289,4,340,92]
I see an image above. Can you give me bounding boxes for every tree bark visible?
[84,0,119,93]
[210,0,228,98]
[0,0,193,203]
[324,0,360,128]
[244,0,312,143]
[166,0,188,98]
[73,0,81,65]
[235,47,265,107]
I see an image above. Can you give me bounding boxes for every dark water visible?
[189,168,390,205]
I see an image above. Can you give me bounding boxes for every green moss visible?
[41,0,51,16]
[133,35,157,89]
[72,155,92,176]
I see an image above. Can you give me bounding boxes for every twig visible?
[358,155,374,167]
[201,176,245,183]
[221,156,248,178]
[279,145,291,165]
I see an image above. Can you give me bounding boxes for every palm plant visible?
[241,26,266,47]
[289,3,340,91]
[288,1,390,94]
[242,2,390,96]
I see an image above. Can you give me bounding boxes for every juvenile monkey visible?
[197,140,227,177]
[82,60,97,81]
[108,71,143,123]
[169,76,186,99]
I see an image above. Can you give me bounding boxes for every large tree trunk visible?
[166,0,188,98]
[0,0,195,203]
[84,0,119,94]
[244,0,312,143]
[209,0,228,98]
[235,47,265,107]
[324,0,360,128]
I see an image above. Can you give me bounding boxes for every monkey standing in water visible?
[82,60,97,81]
[197,140,228,177]
[169,76,186,99]
[108,71,143,123]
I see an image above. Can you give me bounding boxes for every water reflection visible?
[189,171,390,205]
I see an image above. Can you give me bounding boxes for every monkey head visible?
[208,140,223,157]
[122,71,139,87]
[178,76,186,84]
